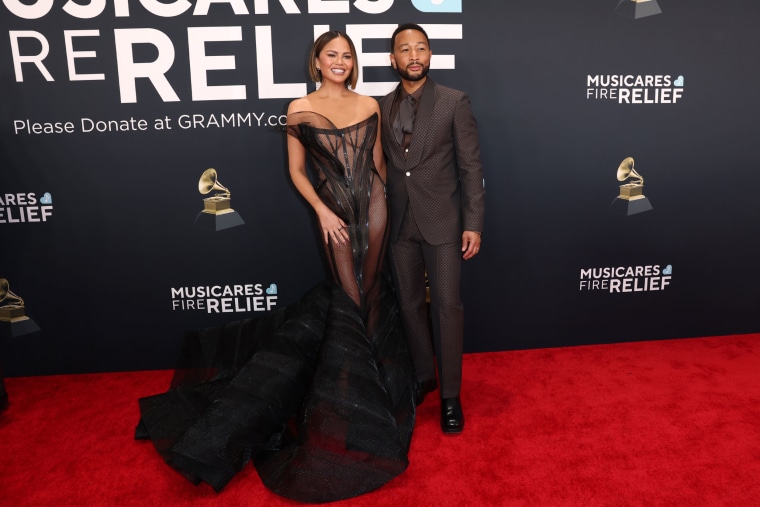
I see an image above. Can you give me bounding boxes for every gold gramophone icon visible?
[0,278,40,336]
[617,157,645,200]
[611,157,653,215]
[615,0,662,19]
[0,278,28,322]
[194,168,245,231]
[199,168,233,214]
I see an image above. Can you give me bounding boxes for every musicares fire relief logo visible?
[4,1,466,102]
[0,192,53,224]
[171,283,278,314]
[586,74,684,104]
[579,264,672,293]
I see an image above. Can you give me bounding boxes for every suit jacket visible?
[379,78,485,245]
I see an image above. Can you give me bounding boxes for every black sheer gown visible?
[136,112,416,503]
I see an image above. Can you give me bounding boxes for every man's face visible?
[390,29,431,82]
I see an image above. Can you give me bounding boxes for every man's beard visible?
[395,63,430,82]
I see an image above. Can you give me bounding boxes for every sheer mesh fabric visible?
[136,113,415,503]
[287,112,387,316]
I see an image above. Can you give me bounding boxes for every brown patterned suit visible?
[380,78,485,399]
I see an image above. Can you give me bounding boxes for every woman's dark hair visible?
[308,31,359,89]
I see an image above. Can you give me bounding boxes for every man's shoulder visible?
[379,86,399,106]
[430,82,467,101]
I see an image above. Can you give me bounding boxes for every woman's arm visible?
[286,102,349,245]
[370,99,386,182]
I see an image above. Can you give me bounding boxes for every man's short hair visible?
[390,23,430,51]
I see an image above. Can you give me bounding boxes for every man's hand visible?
[461,231,481,260]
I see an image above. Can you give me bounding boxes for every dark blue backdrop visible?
[1,0,758,376]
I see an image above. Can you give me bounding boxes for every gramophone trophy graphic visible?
[615,0,662,19]
[194,168,245,231]
[610,157,653,215]
[0,278,41,337]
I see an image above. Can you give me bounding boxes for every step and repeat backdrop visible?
[2,0,759,376]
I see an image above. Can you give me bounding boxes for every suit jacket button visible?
[405,171,411,176]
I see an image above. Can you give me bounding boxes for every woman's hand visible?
[317,207,349,245]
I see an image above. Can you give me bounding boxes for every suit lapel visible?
[405,78,437,169]
[383,85,403,160]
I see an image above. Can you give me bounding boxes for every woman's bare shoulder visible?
[357,94,381,115]
[287,96,314,114]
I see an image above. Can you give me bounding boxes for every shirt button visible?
[404,148,409,153]
[405,171,411,176]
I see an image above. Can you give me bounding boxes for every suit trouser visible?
[390,205,464,399]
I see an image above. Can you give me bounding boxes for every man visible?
[379,23,485,434]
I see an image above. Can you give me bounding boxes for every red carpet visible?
[2,334,759,506]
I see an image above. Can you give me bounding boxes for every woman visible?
[136,31,416,503]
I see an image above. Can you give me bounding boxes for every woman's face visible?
[315,36,354,86]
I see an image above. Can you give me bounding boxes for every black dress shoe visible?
[415,379,438,406]
[441,396,464,433]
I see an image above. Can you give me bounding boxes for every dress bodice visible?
[287,111,386,309]
[287,112,378,184]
